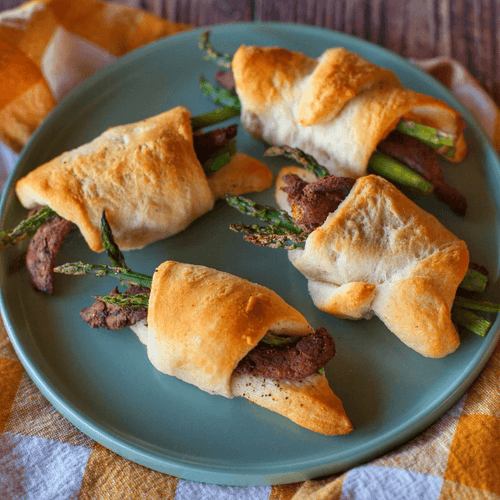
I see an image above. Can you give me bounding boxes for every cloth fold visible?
[0,1,499,499]
[0,0,189,153]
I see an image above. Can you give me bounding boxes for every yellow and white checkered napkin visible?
[0,0,189,153]
[1,1,500,499]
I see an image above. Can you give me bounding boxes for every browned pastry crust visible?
[207,152,273,199]
[276,169,469,358]
[15,107,273,252]
[232,45,466,178]
[130,261,353,435]
[15,107,214,252]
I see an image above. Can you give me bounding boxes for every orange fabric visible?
[0,357,24,434]
[445,414,500,494]
[0,39,45,109]
[79,443,179,499]
[0,0,190,152]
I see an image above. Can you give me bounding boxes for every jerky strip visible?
[25,214,75,294]
[234,327,336,380]
[80,286,150,330]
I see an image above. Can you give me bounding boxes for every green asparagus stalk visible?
[0,108,240,253]
[92,292,150,309]
[264,145,330,178]
[452,307,492,337]
[54,262,152,288]
[453,296,500,313]
[229,223,307,249]
[459,267,489,293]
[198,29,457,164]
[227,193,496,336]
[100,211,128,269]
[191,107,240,131]
[265,145,435,196]
[261,332,298,345]
[198,30,232,69]
[199,76,241,111]
[228,198,489,295]
[0,206,57,250]
[396,119,456,157]
[225,195,303,234]
[369,152,435,194]
[202,140,237,173]
[229,222,304,237]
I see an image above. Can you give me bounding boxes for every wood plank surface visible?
[0,0,499,104]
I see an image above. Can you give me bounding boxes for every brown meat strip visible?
[25,213,75,294]
[80,286,150,330]
[234,327,336,381]
[377,130,467,216]
[215,70,236,91]
[81,289,335,381]
[193,124,238,165]
[281,174,355,233]
[23,125,238,294]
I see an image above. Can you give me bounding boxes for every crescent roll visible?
[130,260,353,435]
[276,169,469,358]
[15,106,272,253]
[232,45,466,178]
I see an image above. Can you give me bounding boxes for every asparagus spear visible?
[368,152,435,194]
[229,223,307,249]
[266,144,435,196]
[191,107,240,131]
[199,76,241,111]
[92,292,150,309]
[197,32,458,192]
[54,262,152,288]
[452,307,492,337]
[198,30,232,69]
[202,140,237,173]
[459,267,488,294]
[261,332,298,345]
[264,145,330,178]
[226,191,496,336]
[227,196,490,295]
[225,195,303,234]
[453,296,500,313]
[100,211,128,269]
[229,212,492,298]
[57,260,496,337]
[396,119,456,157]
[0,109,242,253]
[0,206,57,250]
[63,212,497,338]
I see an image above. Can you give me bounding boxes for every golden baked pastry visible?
[130,260,353,435]
[15,106,272,252]
[275,168,469,358]
[232,45,466,179]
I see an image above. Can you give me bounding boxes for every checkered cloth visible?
[1,1,500,499]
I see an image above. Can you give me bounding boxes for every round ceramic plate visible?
[1,23,499,487]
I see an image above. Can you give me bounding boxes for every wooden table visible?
[1,0,498,104]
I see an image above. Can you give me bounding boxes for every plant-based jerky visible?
[234,327,336,380]
[25,215,75,294]
[80,286,149,330]
[377,130,467,215]
[280,174,355,233]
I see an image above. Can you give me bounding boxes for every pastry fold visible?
[132,260,353,435]
[276,169,469,358]
[15,106,272,252]
[232,45,466,178]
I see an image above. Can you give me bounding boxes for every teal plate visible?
[1,23,500,486]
